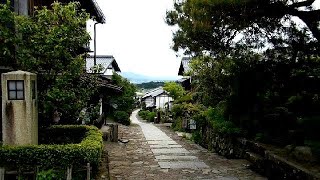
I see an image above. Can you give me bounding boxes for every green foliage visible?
[0,125,103,170]
[192,130,202,144]
[146,111,156,122]
[0,2,100,124]
[172,117,184,132]
[37,169,58,180]
[114,111,130,125]
[174,93,193,104]
[166,0,320,146]
[108,74,137,115]
[136,81,164,90]
[206,106,241,135]
[138,110,149,120]
[0,1,16,67]
[138,110,156,122]
[163,81,185,100]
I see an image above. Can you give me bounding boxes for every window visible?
[8,80,24,100]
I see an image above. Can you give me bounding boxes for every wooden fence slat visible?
[86,163,90,180]
[66,166,72,180]
[0,168,4,180]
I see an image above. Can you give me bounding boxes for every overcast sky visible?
[87,0,320,78]
[87,0,181,78]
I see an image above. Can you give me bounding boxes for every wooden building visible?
[2,0,105,23]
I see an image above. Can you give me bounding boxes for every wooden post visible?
[0,168,4,180]
[110,124,118,142]
[86,163,90,180]
[66,166,72,180]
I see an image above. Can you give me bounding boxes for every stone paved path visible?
[103,109,266,180]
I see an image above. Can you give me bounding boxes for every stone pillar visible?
[1,70,38,145]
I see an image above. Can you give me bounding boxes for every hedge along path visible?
[0,125,103,170]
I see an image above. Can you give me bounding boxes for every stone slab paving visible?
[102,109,267,180]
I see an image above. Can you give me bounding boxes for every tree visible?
[110,73,137,114]
[166,0,320,142]
[0,2,100,124]
[166,0,319,55]
[0,1,16,67]
[163,82,185,100]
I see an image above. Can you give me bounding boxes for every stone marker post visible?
[1,70,38,145]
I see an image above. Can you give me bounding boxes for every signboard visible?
[189,119,196,130]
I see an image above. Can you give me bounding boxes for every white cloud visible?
[87,0,182,78]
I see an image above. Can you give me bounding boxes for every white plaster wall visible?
[155,95,173,110]
[143,96,154,107]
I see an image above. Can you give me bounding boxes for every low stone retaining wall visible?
[199,126,320,179]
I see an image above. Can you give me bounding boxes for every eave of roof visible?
[90,0,106,24]
[86,55,121,73]
[33,0,106,23]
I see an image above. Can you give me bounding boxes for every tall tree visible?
[163,82,185,100]
[0,2,100,124]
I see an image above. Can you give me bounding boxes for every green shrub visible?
[147,112,156,122]
[172,117,184,132]
[37,169,58,180]
[0,125,103,170]
[171,104,184,118]
[138,110,149,120]
[114,111,130,125]
[192,131,202,144]
[174,94,192,104]
[206,107,241,135]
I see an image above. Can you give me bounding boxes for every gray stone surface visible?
[152,148,190,155]
[150,144,182,148]
[155,155,198,161]
[103,109,267,180]
[158,161,209,169]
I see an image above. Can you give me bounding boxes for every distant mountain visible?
[136,81,165,90]
[120,72,179,84]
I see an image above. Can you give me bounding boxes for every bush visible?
[114,111,130,125]
[138,110,149,120]
[147,112,157,122]
[206,107,241,135]
[0,125,103,170]
[172,117,184,132]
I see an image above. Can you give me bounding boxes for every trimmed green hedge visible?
[0,125,103,169]
[114,111,130,125]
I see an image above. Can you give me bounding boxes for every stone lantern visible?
[1,71,38,145]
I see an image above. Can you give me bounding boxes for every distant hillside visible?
[136,81,165,90]
[120,72,179,84]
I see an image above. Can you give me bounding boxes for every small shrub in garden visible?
[172,117,184,131]
[206,107,241,135]
[0,125,103,171]
[147,112,156,122]
[114,111,130,125]
[138,110,149,120]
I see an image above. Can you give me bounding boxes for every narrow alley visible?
[103,109,266,180]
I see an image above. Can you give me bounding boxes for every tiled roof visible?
[86,55,121,74]
[142,87,167,99]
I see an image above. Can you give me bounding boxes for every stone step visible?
[158,161,209,169]
[147,140,178,145]
[151,148,190,155]
[150,144,182,148]
[155,155,198,161]
[245,151,265,174]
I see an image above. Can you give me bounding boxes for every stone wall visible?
[198,125,320,179]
